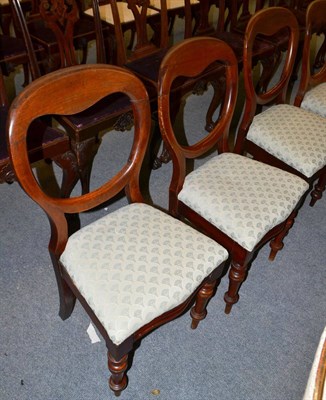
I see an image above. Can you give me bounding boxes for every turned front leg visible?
[191,280,217,329]
[224,260,249,314]
[108,353,128,397]
[310,173,326,207]
[269,211,297,261]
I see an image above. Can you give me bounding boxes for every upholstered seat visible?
[247,104,326,178]
[61,202,228,345]
[178,153,309,252]
[150,0,199,9]
[85,1,159,25]
[300,82,326,118]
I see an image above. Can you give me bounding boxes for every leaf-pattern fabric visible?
[178,153,309,252]
[247,104,326,177]
[301,82,326,118]
[60,203,228,345]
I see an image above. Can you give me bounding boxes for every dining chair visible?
[10,0,134,196]
[234,6,326,207]
[88,0,223,169]
[7,63,229,396]
[0,56,77,189]
[17,0,98,72]
[232,0,308,82]
[197,0,280,132]
[84,0,161,65]
[158,36,309,314]
[294,0,326,118]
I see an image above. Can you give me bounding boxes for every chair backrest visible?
[10,0,106,72]
[158,37,238,214]
[7,64,151,256]
[294,0,326,106]
[9,0,42,79]
[238,7,299,132]
[94,0,195,66]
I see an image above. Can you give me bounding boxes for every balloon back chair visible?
[7,63,229,396]
[158,36,309,314]
[294,0,326,118]
[234,6,326,207]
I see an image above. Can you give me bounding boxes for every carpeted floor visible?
[1,79,325,400]
[1,14,326,398]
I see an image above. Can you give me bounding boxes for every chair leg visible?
[108,352,128,397]
[53,150,79,198]
[205,78,225,133]
[71,136,101,195]
[51,256,76,320]
[190,280,217,329]
[310,173,326,207]
[269,211,297,261]
[224,260,249,314]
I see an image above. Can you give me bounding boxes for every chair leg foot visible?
[190,280,216,329]
[269,211,297,261]
[224,260,248,314]
[310,174,326,207]
[108,353,128,396]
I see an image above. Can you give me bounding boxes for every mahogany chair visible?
[7,63,229,396]
[89,0,222,168]
[234,7,326,207]
[18,0,99,72]
[294,0,326,118]
[84,0,161,65]
[158,36,309,314]
[10,0,133,196]
[0,57,77,189]
[232,0,308,82]
[197,0,280,132]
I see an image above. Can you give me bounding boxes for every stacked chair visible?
[294,0,326,117]
[0,44,78,189]
[9,0,135,196]
[234,5,326,208]
[3,0,326,396]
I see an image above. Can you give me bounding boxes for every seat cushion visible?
[60,203,228,346]
[178,153,309,252]
[301,82,326,118]
[85,2,158,25]
[247,104,326,178]
[150,0,199,9]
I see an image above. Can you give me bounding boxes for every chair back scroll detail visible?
[39,0,80,67]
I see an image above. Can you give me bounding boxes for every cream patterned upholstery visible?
[150,0,199,9]
[301,82,326,118]
[247,104,326,178]
[178,153,309,252]
[60,203,228,345]
[85,2,158,24]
